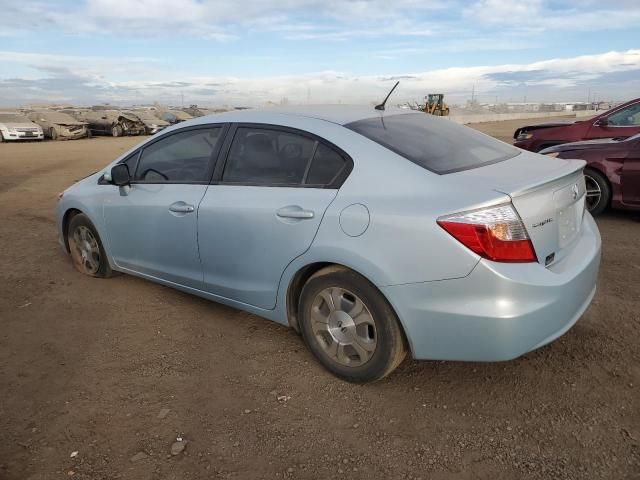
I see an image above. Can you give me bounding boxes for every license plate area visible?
[554,178,586,249]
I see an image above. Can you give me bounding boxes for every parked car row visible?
[513,97,640,215]
[0,104,209,142]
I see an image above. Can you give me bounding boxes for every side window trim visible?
[211,122,353,189]
[131,123,230,185]
[300,140,320,185]
[118,150,141,173]
[99,150,140,184]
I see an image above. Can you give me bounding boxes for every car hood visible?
[55,122,87,127]
[119,113,143,122]
[139,118,170,127]
[513,120,579,138]
[540,137,625,153]
[523,120,577,128]
[0,122,40,129]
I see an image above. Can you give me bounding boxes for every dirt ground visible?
[0,118,638,480]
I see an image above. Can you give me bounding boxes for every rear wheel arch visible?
[286,263,409,349]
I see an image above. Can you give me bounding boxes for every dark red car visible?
[514,98,640,152]
[540,134,640,215]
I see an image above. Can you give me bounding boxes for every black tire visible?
[111,124,123,137]
[86,128,92,139]
[299,267,406,383]
[584,168,611,216]
[67,213,113,278]
[0,131,5,142]
[50,127,58,140]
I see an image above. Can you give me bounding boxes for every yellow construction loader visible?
[423,94,450,116]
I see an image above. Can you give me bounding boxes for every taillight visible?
[437,204,536,263]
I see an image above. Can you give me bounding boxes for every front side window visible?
[223,127,316,185]
[346,113,519,174]
[134,127,222,183]
[608,103,640,126]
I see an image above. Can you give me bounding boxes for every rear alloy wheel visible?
[584,168,611,216]
[111,124,123,137]
[50,127,58,140]
[67,214,112,278]
[299,268,406,383]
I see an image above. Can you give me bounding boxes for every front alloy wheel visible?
[70,225,100,275]
[67,213,112,278]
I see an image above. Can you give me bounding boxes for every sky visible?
[0,0,639,107]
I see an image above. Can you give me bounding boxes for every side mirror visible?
[596,117,609,126]
[110,164,131,187]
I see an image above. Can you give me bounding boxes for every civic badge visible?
[571,183,579,200]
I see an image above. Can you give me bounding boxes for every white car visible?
[0,112,44,141]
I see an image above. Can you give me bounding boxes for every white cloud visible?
[1,0,638,40]
[464,0,640,32]
[1,49,638,106]
[0,0,448,40]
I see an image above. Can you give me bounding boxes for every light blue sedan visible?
[56,106,601,382]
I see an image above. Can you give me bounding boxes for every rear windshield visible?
[345,113,519,174]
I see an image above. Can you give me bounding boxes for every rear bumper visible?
[382,213,601,361]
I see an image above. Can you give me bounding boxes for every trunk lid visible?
[451,151,586,266]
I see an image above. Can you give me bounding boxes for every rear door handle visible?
[169,201,195,213]
[276,206,315,219]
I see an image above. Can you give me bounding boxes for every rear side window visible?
[135,127,222,183]
[223,127,314,185]
[345,113,519,174]
[222,126,349,187]
[306,143,347,185]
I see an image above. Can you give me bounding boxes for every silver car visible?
[27,110,89,140]
[0,112,44,141]
[55,106,601,383]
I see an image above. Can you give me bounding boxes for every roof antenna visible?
[375,81,399,111]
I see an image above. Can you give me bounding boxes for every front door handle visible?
[169,201,195,213]
[276,206,315,219]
